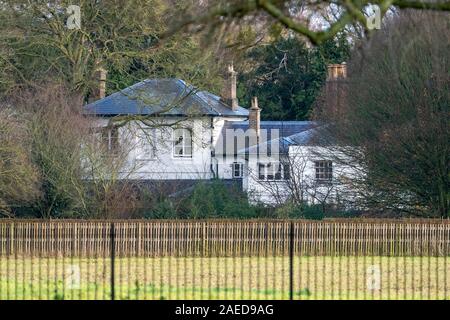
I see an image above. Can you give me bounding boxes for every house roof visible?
[218,120,322,156]
[284,125,333,146]
[223,120,317,139]
[83,78,249,117]
[233,122,331,155]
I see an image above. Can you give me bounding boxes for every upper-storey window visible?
[173,128,192,158]
[315,160,333,182]
[101,126,119,154]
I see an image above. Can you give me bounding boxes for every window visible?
[173,128,192,158]
[283,163,290,180]
[258,163,265,180]
[258,163,290,181]
[101,127,119,153]
[137,128,156,160]
[315,160,333,182]
[274,163,282,180]
[266,163,274,180]
[232,162,244,178]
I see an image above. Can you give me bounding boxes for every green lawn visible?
[0,256,448,300]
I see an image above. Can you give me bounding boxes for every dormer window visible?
[173,128,192,158]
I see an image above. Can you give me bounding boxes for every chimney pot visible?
[326,62,347,115]
[327,63,347,81]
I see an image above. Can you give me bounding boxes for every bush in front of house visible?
[139,181,363,220]
[140,180,259,219]
[187,180,257,219]
[275,201,361,220]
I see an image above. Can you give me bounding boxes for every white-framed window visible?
[315,160,333,182]
[101,126,119,153]
[136,128,157,160]
[257,163,290,181]
[232,162,244,178]
[173,128,192,158]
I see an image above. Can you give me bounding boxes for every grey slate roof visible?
[223,120,317,139]
[84,78,249,117]
[284,125,332,146]
[219,120,322,156]
[232,122,330,155]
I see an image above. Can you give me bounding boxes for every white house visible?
[84,65,249,182]
[84,63,356,206]
[241,125,360,207]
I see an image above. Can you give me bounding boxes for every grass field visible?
[0,256,449,300]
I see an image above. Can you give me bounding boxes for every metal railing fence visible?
[0,219,449,300]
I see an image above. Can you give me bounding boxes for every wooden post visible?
[110,222,115,300]
[289,221,294,300]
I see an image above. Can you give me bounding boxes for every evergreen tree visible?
[238,34,350,120]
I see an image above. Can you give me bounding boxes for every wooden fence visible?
[1,219,449,257]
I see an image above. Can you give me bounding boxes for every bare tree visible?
[170,0,450,45]
[0,0,224,104]
[0,107,40,216]
[1,84,142,218]
[314,11,449,217]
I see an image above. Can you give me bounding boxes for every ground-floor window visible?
[258,163,289,181]
[232,162,244,178]
[315,160,333,182]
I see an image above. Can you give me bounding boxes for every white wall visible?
[93,115,247,180]
[209,117,249,180]
[90,116,363,209]
[243,153,290,206]
[244,146,361,207]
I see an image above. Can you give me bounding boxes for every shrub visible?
[188,180,257,218]
[145,199,178,219]
[275,202,324,220]
[0,108,40,217]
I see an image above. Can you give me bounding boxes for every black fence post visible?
[110,222,115,301]
[289,220,294,301]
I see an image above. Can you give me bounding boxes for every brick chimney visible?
[327,63,347,80]
[249,96,261,137]
[221,64,238,111]
[89,67,107,102]
[326,62,347,115]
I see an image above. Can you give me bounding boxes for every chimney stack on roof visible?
[326,62,347,115]
[249,96,261,137]
[89,66,107,103]
[221,64,238,111]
